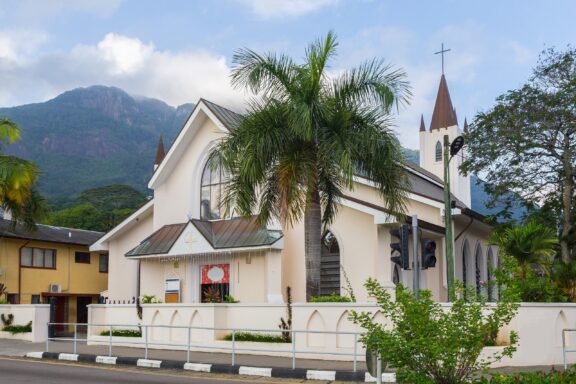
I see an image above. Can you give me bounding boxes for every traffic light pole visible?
[443,135,455,301]
[412,215,419,299]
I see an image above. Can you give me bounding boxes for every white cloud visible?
[0,33,243,109]
[0,29,47,63]
[237,0,338,18]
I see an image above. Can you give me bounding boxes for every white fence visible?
[0,304,50,342]
[86,302,576,367]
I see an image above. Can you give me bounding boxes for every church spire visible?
[154,135,166,170]
[429,74,458,131]
[419,114,426,132]
[463,117,469,133]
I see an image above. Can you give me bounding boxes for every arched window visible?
[320,231,341,296]
[392,264,400,286]
[487,247,494,302]
[200,159,229,220]
[435,141,442,162]
[462,239,469,297]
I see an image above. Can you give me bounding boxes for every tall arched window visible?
[200,159,229,220]
[462,239,470,298]
[320,231,341,296]
[435,141,442,162]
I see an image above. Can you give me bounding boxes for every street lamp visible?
[444,134,464,301]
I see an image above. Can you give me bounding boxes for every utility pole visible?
[412,215,420,299]
[443,135,455,301]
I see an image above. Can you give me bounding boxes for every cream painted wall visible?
[107,211,153,301]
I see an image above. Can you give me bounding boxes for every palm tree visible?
[0,118,46,229]
[489,220,559,278]
[211,32,411,300]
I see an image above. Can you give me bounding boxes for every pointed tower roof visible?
[154,135,166,167]
[419,114,426,132]
[429,74,458,131]
[463,117,469,133]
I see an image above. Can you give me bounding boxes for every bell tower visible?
[419,75,471,207]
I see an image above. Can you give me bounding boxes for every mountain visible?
[0,86,194,200]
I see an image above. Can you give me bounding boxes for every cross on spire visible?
[434,43,451,75]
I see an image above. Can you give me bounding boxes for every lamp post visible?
[444,134,464,301]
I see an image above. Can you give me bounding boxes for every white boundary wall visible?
[87,302,576,367]
[0,304,50,342]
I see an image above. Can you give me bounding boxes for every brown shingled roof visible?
[429,75,458,131]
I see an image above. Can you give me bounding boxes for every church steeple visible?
[429,74,458,131]
[419,114,426,132]
[154,135,166,170]
[463,117,469,133]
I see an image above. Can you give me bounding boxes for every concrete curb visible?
[25,351,397,382]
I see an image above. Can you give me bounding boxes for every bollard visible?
[231,329,236,366]
[108,325,112,357]
[291,331,296,369]
[353,333,358,372]
[73,324,77,355]
[187,327,191,363]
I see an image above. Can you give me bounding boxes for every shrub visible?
[478,367,576,383]
[3,321,32,334]
[223,332,289,343]
[350,280,519,384]
[223,294,239,303]
[309,294,351,302]
[140,295,162,304]
[99,328,142,337]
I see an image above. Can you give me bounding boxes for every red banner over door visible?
[201,264,230,284]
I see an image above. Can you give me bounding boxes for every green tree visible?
[461,47,576,263]
[46,184,147,231]
[212,31,411,299]
[351,280,518,384]
[0,118,46,229]
[489,221,558,278]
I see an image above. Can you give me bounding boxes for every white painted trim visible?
[353,175,445,211]
[340,197,396,225]
[183,362,211,372]
[239,366,272,377]
[137,359,162,368]
[307,370,336,381]
[89,200,154,251]
[96,356,117,365]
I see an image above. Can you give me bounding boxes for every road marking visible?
[183,362,212,372]
[306,370,336,381]
[239,366,272,377]
[59,353,79,362]
[137,358,162,368]
[95,356,117,365]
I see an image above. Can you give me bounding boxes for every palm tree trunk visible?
[304,186,322,301]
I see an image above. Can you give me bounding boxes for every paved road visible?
[0,357,310,384]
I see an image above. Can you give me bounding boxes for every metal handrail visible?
[46,322,364,371]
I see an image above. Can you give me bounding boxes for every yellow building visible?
[0,218,107,327]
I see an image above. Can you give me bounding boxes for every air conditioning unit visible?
[48,284,62,293]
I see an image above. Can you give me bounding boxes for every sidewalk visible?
[0,338,367,372]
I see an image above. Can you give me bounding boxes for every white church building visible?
[90,74,497,304]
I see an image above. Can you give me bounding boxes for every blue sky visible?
[0,0,575,148]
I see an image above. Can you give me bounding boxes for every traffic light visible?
[421,239,437,269]
[390,224,410,269]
